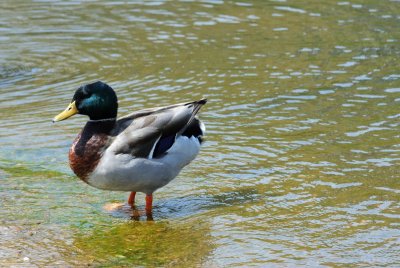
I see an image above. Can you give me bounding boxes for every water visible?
[1,0,400,266]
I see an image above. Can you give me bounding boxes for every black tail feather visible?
[182,118,204,141]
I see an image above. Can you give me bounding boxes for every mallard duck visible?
[53,81,206,217]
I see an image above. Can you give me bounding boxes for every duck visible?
[53,81,207,217]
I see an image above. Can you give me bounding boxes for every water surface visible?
[1,0,400,266]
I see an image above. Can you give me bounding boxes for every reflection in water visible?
[103,203,153,221]
[103,186,262,220]
[1,0,400,266]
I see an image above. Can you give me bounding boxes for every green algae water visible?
[1,0,400,266]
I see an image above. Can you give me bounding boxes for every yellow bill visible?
[53,101,78,122]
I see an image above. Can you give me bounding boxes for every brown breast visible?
[69,132,110,181]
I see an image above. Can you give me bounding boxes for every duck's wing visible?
[109,99,207,159]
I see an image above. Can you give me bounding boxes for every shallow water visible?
[1,0,400,266]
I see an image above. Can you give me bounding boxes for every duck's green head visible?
[53,81,118,122]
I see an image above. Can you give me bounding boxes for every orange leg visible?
[128,192,136,207]
[145,194,153,216]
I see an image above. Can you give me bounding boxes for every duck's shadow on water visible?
[104,187,261,221]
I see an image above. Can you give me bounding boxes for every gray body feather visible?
[87,99,207,194]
